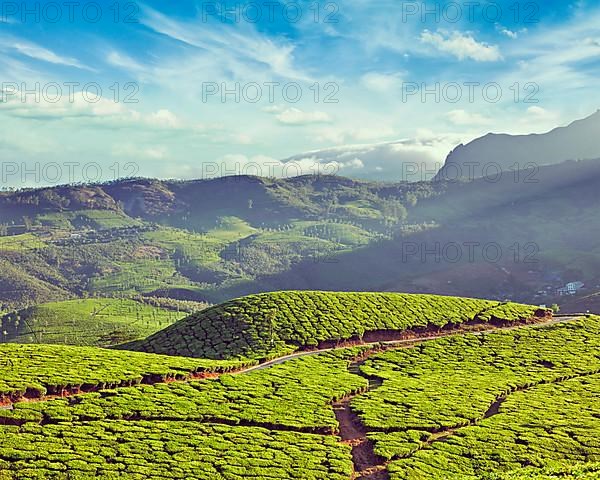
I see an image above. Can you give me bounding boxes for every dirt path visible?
[325,315,583,479]
[242,315,581,374]
[333,351,390,480]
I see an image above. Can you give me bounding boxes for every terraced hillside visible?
[0,315,598,479]
[125,291,546,359]
[355,316,600,479]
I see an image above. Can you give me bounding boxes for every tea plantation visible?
[0,422,353,480]
[0,347,367,479]
[0,344,251,402]
[125,291,543,359]
[0,294,596,479]
[0,298,191,347]
[0,348,368,432]
[353,316,600,479]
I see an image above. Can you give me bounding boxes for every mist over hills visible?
[268,158,600,300]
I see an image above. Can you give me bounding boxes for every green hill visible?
[2,161,600,310]
[0,175,417,309]
[0,298,203,347]
[124,291,545,360]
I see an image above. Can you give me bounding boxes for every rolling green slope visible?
[0,175,419,309]
[125,291,544,359]
[0,298,195,347]
[2,163,600,311]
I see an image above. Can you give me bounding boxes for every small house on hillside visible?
[556,281,584,296]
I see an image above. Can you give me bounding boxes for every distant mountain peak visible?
[434,110,600,181]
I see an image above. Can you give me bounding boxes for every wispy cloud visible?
[7,39,93,70]
[106,50,147,73]
[420,30,502,62]
[266,106,332,126]
[497,4,600,102]
[138,6,312,83]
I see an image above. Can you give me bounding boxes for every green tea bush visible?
[1,348,367,432]
[0,421,353,479]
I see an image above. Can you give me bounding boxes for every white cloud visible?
[281,133,466,181]
[262,105,285,114]
[274,108,332,126]
[0,88,199,134]
[523,106,560,123]
[420,30,502,62]
[446,109,492,126]
[496,25,518,39]
[361,72,403,92]
[315,125,396,145]
[0,87,128,119]
[9,40,91,70]
[146,109,183,129]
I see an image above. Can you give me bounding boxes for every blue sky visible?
[0,0,599,185]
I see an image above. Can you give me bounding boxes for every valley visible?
[1,158,599,324]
